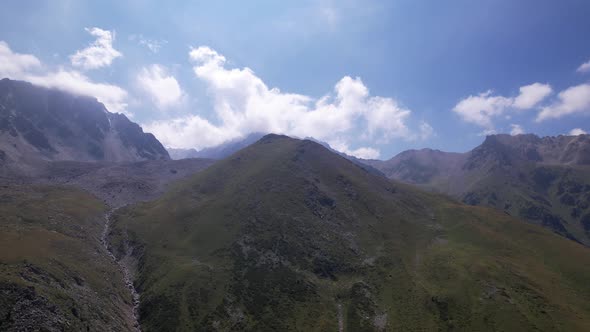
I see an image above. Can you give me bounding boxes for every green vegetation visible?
[0,185,135,331]
[459,163,590,245]
[112,135,590,331]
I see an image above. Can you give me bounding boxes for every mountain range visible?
[1,79,590,331]
[168,133,265,160]
[364,134,590,245]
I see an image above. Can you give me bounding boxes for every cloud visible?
[189,46,226,66]
[536,84,590,122]
[453,83,552,128]
[569,128,587,135]
[70,27,122,70]
[137,65,184,109]
[510,124,524,135]
[26,70,129,114]
[418,121,434,140]
[130,34,167,53]
[477,129,497,136]
[146,46,422,158]
[0,41,41,76]
[513,83,553,109]
[327,139,380,159]
[577,59,590,73]
[0,41,129,114]
[452,90,513,128]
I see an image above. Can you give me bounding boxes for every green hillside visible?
[110,134,590,331]
[0,185,135,331]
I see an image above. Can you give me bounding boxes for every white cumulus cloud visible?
[513,83,553,109]
[453,82,552,129]
[137,65,184,110]
[452,90,513,128]
[145,46,422,158]
[536,84,590,122]
[569,128,587,135]
[70,27,122,70]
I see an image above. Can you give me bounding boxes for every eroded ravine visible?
[101,210,142,332]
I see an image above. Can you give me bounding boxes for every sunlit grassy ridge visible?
[112,134,590,331]
[0,185,135,331]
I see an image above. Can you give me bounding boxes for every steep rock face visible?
[111,135,590,331]
[365,134,590,245]
[0,78,169,164]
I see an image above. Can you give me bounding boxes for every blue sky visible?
[1,0,590,159]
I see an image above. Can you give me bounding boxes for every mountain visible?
[109,134,590,331]
[167,133,384,177]
[365,134,590,245]
[0,78,169,165]
[363,148,464,187]
[168,133,265,160]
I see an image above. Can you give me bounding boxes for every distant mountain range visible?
[168,133,265,160]
[0,78,169,166]
[365,134,590,245]
[2,78,590,331]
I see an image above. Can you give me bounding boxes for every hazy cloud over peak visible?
[510,124,525,136]
[145,46,426,158]
[0,41,129,114]
[569,128,587,135]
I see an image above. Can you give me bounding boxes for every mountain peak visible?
[0,78,169,164]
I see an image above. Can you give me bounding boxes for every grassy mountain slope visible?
[0,185,136,331]
[111,134,590,331]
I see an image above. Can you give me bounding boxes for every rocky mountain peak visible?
[0,78,169,164]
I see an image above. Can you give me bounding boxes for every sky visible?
[1,0,590,159]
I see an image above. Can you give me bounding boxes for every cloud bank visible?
[145,46,430,158]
